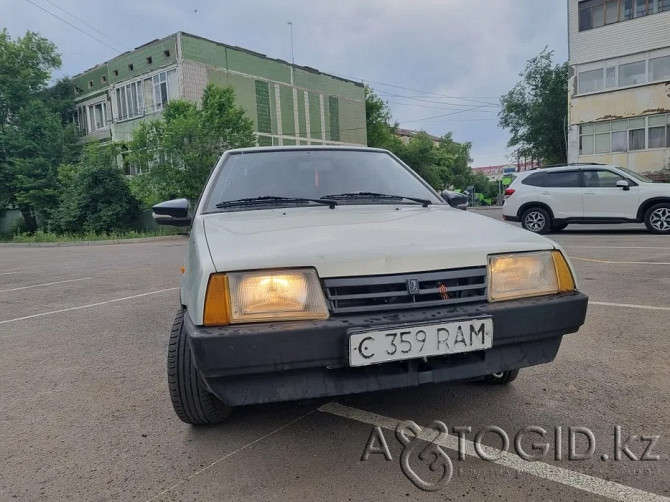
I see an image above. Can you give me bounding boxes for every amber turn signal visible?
[552,250,576,292]
[203,274,231,326]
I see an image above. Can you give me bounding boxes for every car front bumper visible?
[184,292,588,406]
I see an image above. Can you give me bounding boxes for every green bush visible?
[50,145,140,233]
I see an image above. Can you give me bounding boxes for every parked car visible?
[154,147,588,425]
[440,190,468,210]
[502,163,670,234]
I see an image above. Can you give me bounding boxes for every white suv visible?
[502,163,670,234]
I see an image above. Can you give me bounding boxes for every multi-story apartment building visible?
[567,0,670,172]
[70,32,366,170]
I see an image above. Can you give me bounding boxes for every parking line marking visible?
[571,257,670,265]
[144,410,316,502]
[319,402,670,502]
[590,301,670,312]
[0,288,179,325]
[0,277,91,293]
[0,271,21,276]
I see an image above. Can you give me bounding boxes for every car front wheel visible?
[644,203,670,234]
[521,207,550,234]
[483,369,519,385]
[167,309,233,425]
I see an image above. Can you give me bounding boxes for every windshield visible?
[202,149,442,212]
[617,167,655,183]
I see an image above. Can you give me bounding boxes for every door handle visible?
[584,191,595,195]
[541,191,550,195]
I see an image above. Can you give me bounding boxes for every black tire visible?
[551,223,568,232]
[167,310,233,425]
[483,369,520,385]
[644,203,670,234]
[521,207,550,234]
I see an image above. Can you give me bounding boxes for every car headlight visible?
[203,268,329,325]
[488,251,576,302]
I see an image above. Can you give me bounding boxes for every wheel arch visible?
[637,197,670,221]
[517,202,555,221]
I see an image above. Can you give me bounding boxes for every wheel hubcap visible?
[650,208,670,231]
[525,212,545,232]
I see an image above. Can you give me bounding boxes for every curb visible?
[0,235,187,248]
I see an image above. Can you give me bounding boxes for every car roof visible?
[519,163,624,175]
[224,145,390,154]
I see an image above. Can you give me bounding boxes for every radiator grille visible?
[324,267,487,314]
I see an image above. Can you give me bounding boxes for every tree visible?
[128,84,256,208]
[0,30,77,232]
[499,48,568,165]
[365,86,402,151]
[51,144,139,234]
[394,132,474,192]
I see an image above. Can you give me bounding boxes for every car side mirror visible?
[441,190,468,210]
[152,198,192,226]
[616,180,630,191]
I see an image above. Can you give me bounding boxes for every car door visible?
[581,169,639,219]
[538,170,583,219]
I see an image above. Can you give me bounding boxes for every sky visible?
[2,0,568,167]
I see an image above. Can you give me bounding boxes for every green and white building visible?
[70,32,366,170]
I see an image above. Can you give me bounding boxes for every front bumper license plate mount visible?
[348,317,493,367]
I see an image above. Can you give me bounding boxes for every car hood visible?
[201,205,556,277]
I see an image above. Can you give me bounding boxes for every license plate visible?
[348,318,493,367]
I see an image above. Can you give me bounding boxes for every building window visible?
[618,60,646,86]
[611,120,628,151]
[146,56,152,65]
[153,72,168,109]
[113,69,119,77]
[128,64,134,71]
[578,69,604,93]
[579,0,668,31]
[628,118,646,150]
[116,80,144,121]
[580,124,595,154]
[579,114,670,154]
[88,80,93,89]
[648,115,667,147]
[101,75,107,84]
[649,55,670,81]
[87,102,108,132]
[255,80,272,134]
[605,66,616,88]
[163,49,171,57]
[70,106,87,133]
[594,122,611,153]
[577,48,670,95]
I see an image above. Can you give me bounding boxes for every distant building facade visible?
[471,162,538,181]
[396,128,440,145]
[567,0,670,172]
[70,32,366,172]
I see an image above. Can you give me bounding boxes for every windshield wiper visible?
[216,196,337,209]
[320,192,432,207]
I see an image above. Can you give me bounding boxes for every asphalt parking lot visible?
[1,210,669,502]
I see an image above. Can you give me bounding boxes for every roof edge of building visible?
[71,31,364,89]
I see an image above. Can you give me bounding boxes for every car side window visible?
[583,170,626,188]
[545,171,581,188]
[521,172,546,187]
